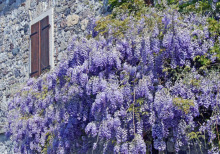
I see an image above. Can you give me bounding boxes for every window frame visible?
[29,8,54,78]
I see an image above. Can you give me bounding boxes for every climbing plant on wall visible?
[6,1,220,154]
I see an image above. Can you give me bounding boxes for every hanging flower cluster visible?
[6,7,220,154]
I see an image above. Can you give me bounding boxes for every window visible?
[29,8,54,78]
[30,16,50,78]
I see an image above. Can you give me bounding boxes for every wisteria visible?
[6,5,220,154]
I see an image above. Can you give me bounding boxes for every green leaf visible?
[136,98,145,105]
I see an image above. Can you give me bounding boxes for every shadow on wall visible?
[0,0,27,16]
[0,133,13,153]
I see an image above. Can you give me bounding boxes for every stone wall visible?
[0,0,104,153]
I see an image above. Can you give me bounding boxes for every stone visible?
[0,83,4,91]
[60,41,67,51]
[1,95,7,111]
[66,14,79,27]
[65,7,71,16]
[55,5,68,13]
[57,51,67,61]
[0,63,6,69]
[70,4,76,12]
[7,52,13,59]
[0,53,6,63]
[5,29,10,34]
[64,31,71,42]
[75,4,83,14]
[10,43,14,50]
[0,35,3,46]
[12,48,19,56]
[80,19,88,31]
[14,69,20,78]
[60,19,67,28]
[25,0,30,9]
[2,68,7,75]
[81,9,90,19]
[30,1,35,7]
[24,24,29,34]
[8,77,16,85]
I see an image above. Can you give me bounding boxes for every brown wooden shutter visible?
[30,22,40,78]
[40,16,50,74]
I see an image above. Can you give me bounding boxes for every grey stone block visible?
[14,69,20,78]
[12,48,19,56]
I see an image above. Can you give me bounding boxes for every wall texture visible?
[0,0,104,153]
